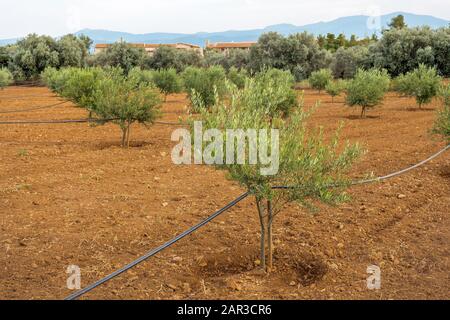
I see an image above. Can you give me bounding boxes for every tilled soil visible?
[0,86,448,300]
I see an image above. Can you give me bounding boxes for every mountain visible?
[1,12,448,47]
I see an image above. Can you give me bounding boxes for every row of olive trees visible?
[308,64,445,118]
[4,34,92,81]
[42,67,161,147]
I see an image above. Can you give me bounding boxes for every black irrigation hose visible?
[64,144,449,300]
[64,191,251,300]
[0,118,118,125]
[154,120,189,126]
[273,144,450,191]
[0,100,70,114]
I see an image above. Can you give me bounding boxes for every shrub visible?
[250,68,298,117]
[60,67,108,116]
[0,68,13,89]
[346,69,390,118]
[92,76,162,147]
[188,79,361,270]
[394,64,442,109]
[325,80,346,103]
[41,67,72,93]
[127,67,154,88]
[433,85,450,140]
[151,68,183,101]
[182,66,227,109]
[309,69,333,93]
[227,67,248,89]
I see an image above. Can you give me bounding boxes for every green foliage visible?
[127,67,154,87]
[331,46,369,79]
[346,69,390,117]
[325,80,347,102]
[60,67,109,113]
[368,26,450,77]
[227,67,248,89]
[309,69,333,93]
[93,76,162,147]
[146,46,203,72]
[41,67,71,93]
[249,32,331,81]
[93,42,146,74]
[151,68,183,100]
[388,14,407,29]
[0,68,13,89]
[9,33,91,80]
[433,84,450,140]
[249,68,298,117]
[190,78,361,270]
[394,64,442,108]
[182,66,227,109]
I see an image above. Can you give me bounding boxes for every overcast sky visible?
[1,0,449,39]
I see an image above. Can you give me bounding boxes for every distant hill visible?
[1,12,448,47]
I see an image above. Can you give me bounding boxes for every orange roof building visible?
[94,42,203,56]
[206,41,256,52]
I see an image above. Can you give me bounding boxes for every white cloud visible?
[1,0,449,39]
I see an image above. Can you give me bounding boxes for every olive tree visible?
[346,69,390,118]
[0,68,13,89]
[127,67,154,87]
[182,66,227,110]
[227,67,248,89]
[93,41,146,74]
[309,69,333,93]
[151,68,183,101]
[394,64,442,109]
[188,80,361,271]
[331,46,370,79]
[433,85,450,140]
[92,76,162,147]
[326,80,347,103]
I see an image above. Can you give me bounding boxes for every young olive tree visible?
[188,80,361,271]
[92,77,162,147]
[127,67,154,88]
[250,68,298,117]
[60,67,109,118]
[151,68,183,101]
[394,64,442,109]
[433,85,450,140]
[182,66,227,110]
[227,67,248,89]
[309,68,333,93]
[346,69,390,118]
[0,68,13,89]
[325,80,347,103]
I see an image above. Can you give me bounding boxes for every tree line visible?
[1,15,449,82]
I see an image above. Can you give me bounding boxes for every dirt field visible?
[0,86,448,300]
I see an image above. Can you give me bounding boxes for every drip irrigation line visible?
[63,144,449,300]
[272,145,449,190]
[350,144,450,185]
[0,118,118,125]
[64,191,250,300]
[0,100,70,114]
[154,120,189,126]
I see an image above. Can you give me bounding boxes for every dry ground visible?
[0,86,449,300]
